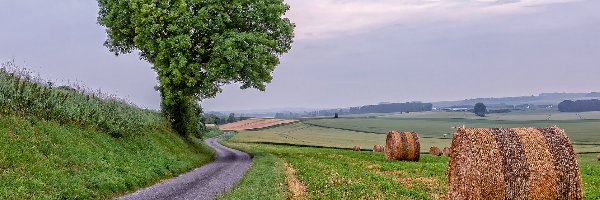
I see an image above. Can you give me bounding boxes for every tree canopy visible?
[97,0,294,135]
[558,99,600,112]
[474,103,487,117]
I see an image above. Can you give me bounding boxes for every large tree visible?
[97,0,294,136]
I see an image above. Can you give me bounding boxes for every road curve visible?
[116,133,251,200]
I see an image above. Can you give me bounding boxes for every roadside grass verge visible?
[223,139,600,199]
[203,127,225,139]
[218,135,287,200]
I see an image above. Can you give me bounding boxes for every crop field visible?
[374,110,600,121]
[231,123,452,153]
[219,118,299,131]
[304,117,600,150]
[223,139,600,199]
[232,121,600,153]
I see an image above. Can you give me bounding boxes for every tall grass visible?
[0,61,166,137]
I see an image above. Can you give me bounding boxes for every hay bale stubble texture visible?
[442,147,451,157]
[353,145,361,151]
[448,127,582,200]
[385,131,420,161]
[429,146,442,156]
[373,145,385,152]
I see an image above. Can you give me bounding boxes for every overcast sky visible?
[1,0,599,111]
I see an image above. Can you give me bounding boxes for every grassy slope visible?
[0,63,216,199]
[224,140,600,199]
[0,114,214,199]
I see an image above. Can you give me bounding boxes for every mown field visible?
[303,115,600,152]
[232,123,451,152]
[222,138,600,199]
[225,112,600,199]
[232,121,600,153]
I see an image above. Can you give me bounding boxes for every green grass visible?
[374,110,600,121]
[223,140,600,200]
[203,127,225,139]
[0,114,215,199]
[232,123,451,152]
[304,118,600,152]
[224,141,448,199]
[0,61,165,138]
[0,62,215,199]
[218,136,287,200]
[579,154,600,199]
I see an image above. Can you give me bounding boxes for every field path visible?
[116,133,251,200]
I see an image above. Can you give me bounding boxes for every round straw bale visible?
[352,145,361,151]
[385,131,420,161]
[429,146,442,156]
[597,153,600,161]
[442,147,451,157]
[373,145,385,152]
[448,127,582,200]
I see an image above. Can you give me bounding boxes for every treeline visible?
[275,102,433,118]
[351,102,433,114]
[558,99,600,112]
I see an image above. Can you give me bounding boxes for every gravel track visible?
[116,133,251,200]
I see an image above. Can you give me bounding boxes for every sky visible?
[1,0,599,112]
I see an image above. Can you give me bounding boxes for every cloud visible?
[285,0,582,40]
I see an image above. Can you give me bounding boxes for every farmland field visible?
[222,138,600,199]
[232,121,600,153]
[304,114,600,150]
[219,118,299,131]
[231,123,452,153]
[225,112,600,199]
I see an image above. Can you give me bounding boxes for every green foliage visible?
[97,0,295,136]
[0,114,214,199]
[204,113,228,125]
[0,61,165,138]
[162,95,204,137]
[203,127,224,139]
[474,102,487,117]
[228,113,236,123]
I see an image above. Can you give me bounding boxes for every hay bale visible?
[597,153,600,161]
[448,127,582,200]
[373,145,385,152]
[385,131,420,161]
[429,146,442,156]
[353,145,361,151]
[442,147,451,157]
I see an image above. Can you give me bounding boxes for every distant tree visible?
[97,0,295,136]
[474,103,487,117]
[334,113,339,118]
[228,113,236,123]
